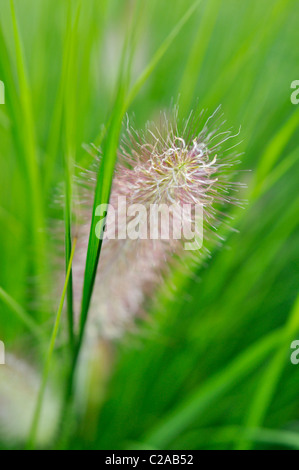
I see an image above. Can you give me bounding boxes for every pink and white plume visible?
[73,106,242,339]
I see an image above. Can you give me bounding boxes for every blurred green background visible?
[0,0,299,450]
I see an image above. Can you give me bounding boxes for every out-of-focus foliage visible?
[0,0,299,450]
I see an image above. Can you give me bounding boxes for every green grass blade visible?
[10,0,45,279]
[255,147,299,200]
[57,27,131,448]
[27,237,77,450]
[124,0,202,109]
[179,0,222,113]
[78,85,126,345]
[171,426,299,449]
[63,1,82,353]
[254,109,299,193]
[143,329,282,448]
[43,3,73,192]
[92,0,198,148]
[0,287,43,340]
[235,292,299,450]
[200,0,292,110]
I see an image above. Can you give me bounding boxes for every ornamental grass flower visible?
[73,106,242,339]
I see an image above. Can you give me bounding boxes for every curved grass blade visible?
[254,109,299,193]
[235,292,299,450]
[0,287,43,340]
[124,0,202,110]
[165,426,299,450]
[27,237,77,450]
[143,329,282,448]
[179,0,222,114]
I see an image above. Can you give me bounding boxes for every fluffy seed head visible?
[73,106,242,339]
